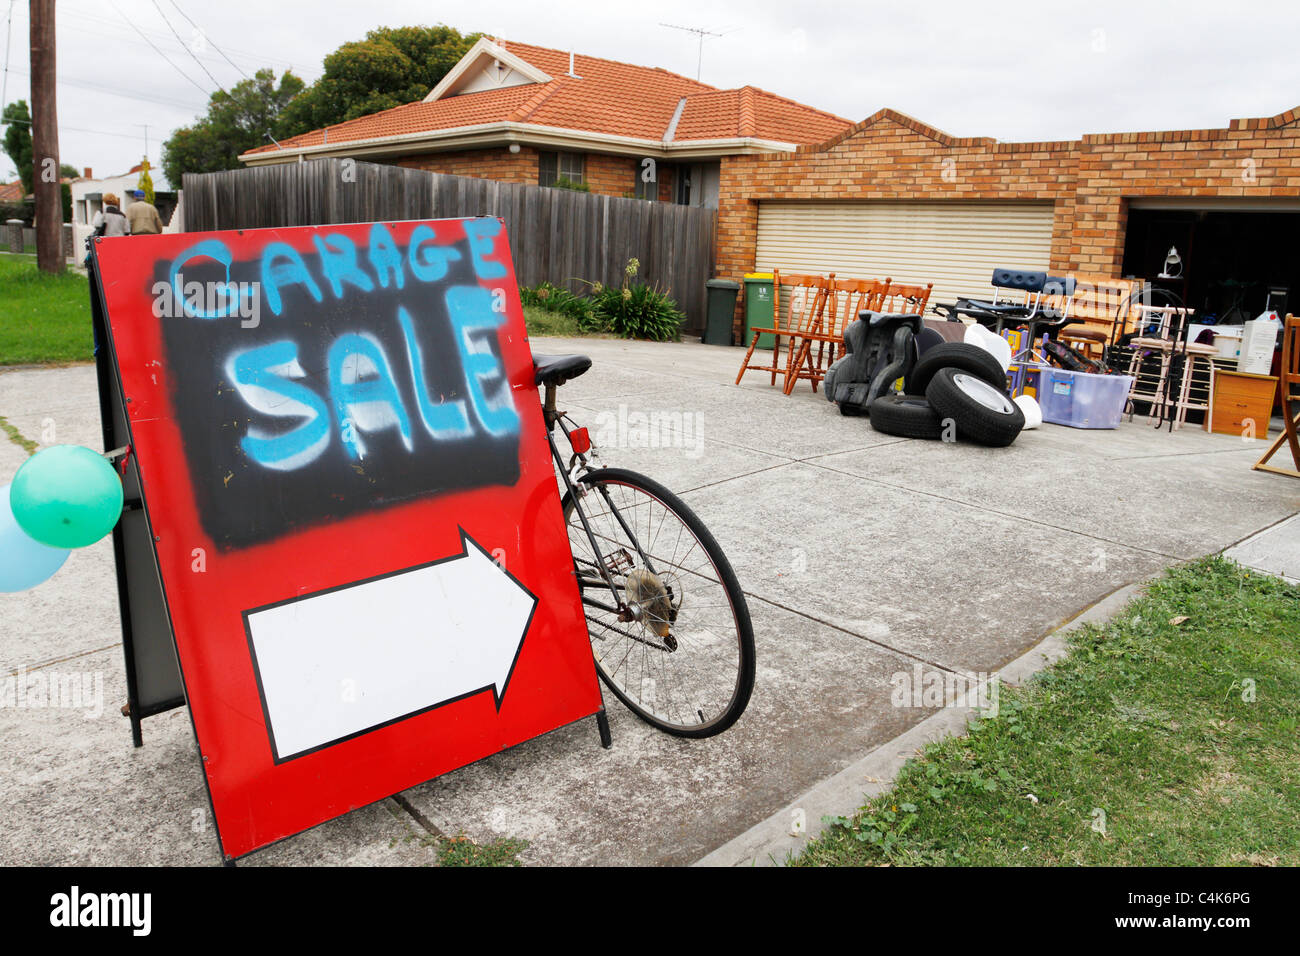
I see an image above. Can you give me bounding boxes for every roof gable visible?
[425,37,551,101]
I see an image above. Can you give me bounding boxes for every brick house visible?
[717,105,1300,338]
[239,37,851,208]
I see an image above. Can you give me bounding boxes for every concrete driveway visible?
[2,339,1297,866]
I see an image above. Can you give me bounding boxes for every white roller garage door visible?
[755,201,1055,307]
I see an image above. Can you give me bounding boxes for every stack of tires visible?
[868,342,1025,447]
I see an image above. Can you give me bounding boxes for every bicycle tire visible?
[561,467,755,738]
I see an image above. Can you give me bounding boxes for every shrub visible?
[0,198,33,225]
[519,281,605,333]
[519,260,685,341]
[591,281,683,341]
[588,258,683,341]
[550,176,590,193]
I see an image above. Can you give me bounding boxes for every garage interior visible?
[1120,201,1294,424]
[1122,202,1299,324]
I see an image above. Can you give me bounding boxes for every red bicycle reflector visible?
[568,427,591,454]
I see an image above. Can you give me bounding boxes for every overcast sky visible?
[2,0,1298,190]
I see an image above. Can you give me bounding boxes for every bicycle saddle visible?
[533,353,592,387]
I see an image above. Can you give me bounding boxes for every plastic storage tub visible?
[1035,367,1133,429]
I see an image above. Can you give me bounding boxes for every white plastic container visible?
[1211,326,1243,360]
[1035,368,1134,429]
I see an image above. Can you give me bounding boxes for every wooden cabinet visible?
[1208,370,1278,437]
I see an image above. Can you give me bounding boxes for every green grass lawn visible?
[0,261,588,364]
[795,556,1300,866]
[0,254,94,365]
[523,304,585,338]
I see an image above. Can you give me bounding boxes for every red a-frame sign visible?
[90,218,602,860]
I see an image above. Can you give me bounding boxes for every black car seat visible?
[823,311,925,416]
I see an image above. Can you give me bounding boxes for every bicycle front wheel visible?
[561,467,755,738]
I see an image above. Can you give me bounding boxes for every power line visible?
[63,4,313,77]
[106,0,211,99]
[150,0,227,96]
[167,1,251,81]
[1,115,153,140]
[65,123,152,140]
[6,1,319,80]
[1,0,14,109]
[3,66,207,112]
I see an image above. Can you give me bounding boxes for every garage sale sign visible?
[89,218,602,860]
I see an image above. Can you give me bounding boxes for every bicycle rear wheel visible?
[561,467,754,738]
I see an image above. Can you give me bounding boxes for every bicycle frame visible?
[541,382,662,629]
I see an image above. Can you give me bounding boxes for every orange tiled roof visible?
[0,179,24,202]
[246,40,850,156]
[672,86,850,144]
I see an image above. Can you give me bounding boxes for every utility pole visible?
[30,0,61,274]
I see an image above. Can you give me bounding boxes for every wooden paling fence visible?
[183,159,717,331]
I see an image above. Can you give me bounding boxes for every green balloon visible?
[10,445,124,549]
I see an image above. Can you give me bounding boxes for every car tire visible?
[867,393,945,439]
[924,367,1025,447]
[905,342,1007,396]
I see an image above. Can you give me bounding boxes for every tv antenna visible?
[660,23,726,81]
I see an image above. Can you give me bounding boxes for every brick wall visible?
[398,147,643,199]
[658,164,675,203]
[397,147,540,184]
[585,153,637,197]
[717,106,1300,336]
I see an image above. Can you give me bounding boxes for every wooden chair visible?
[1253,313,1300,478]
[736,271,832,388]
[1051,275,1143,359]
[875,281,933,317]
[783,277,889,395]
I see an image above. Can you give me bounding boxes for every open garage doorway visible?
[1122,201,1300,322]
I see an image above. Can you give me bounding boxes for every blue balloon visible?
[0,482,70,592]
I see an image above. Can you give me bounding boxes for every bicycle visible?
[534,353,756,739]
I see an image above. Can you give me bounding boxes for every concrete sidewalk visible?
[2,339,1297,866]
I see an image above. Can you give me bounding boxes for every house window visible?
[539,151,586,187]
[675,166,692,205]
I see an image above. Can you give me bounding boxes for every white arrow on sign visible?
[244,529,537,762]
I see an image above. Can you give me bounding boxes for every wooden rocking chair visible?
[1253,313,1300,479]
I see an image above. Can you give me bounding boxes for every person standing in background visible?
[91,193,129,236]
[125,189,163,235]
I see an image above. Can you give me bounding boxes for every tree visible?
[137,157,155,204]
[279,25,480,136]
[2,100,33,194]
[162,69,304,186]
[58,165,79,220]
